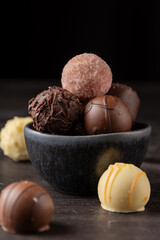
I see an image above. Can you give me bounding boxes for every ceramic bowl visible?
[24,122,151,196]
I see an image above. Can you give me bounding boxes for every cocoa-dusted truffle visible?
[107,83,140,122]
[28,86,82,135]
[84,95,132,135]
[0,181,54,233]
[61,53,112,103]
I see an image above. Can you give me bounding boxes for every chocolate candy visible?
[98,163,151,213]
[0,116,32,161]
[28,86,82,135]
[84,95,132,135]
[107,83,140,122]
[61,53,112,103]
[71,119,87,136]
[0,181,54,233]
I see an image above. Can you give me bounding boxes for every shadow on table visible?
[144,157,160,164]
[36,221,75,237]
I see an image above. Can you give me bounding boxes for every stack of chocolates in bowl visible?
[0,53,151,235]
[26,53,151,210]
[28,53,140,136]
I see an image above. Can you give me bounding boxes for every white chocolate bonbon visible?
[0,117,32,161]
[98,163,151,213]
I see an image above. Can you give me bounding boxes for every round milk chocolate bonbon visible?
[0,181,54,233]
[84,95,132,135]
[107,83,140,122]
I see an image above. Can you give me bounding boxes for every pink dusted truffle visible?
[61,53,112,103]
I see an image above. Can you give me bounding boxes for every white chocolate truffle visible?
[98,163,151,213]
[0,117,32,161]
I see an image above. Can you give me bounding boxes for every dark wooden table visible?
[0,79,160,240]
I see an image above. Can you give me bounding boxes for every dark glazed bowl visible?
[24,122,151,196]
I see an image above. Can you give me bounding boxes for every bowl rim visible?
[24,122,152,139]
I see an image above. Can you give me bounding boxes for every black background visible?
[0,0,160,83]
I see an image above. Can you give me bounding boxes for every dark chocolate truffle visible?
[0,181,54,233]
[107,83,140,122]
[28,86,82,135]
[71,119,87,136]
[84,95,132,135]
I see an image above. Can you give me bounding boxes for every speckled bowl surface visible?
[24,122,151,196]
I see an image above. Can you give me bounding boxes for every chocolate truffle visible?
[28,86,82,135]
[98,163,151,213]
[71,119,87,136]
[0,181,54,233]
[107,83,140,122]
[61,53,112,103]
[84,95,132,135]
[0,116,32,161]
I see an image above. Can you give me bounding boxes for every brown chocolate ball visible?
[0,181,54,233]
[70,119,87,136]
[107,83,140,122]
[28,86,82,135]
[84,95,132,135]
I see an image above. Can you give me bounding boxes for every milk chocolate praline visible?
[107,83,140,122]
[84,95,132,135]
[0,181,54,233]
